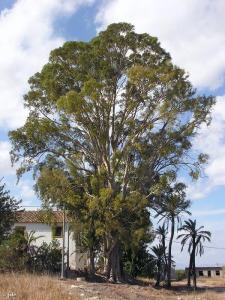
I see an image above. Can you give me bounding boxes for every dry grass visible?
[176,290,225,300]
[0,272,80,300]
[0,272,225,300]
[172,277,225,300]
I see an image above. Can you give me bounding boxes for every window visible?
[216,270,220,276]
[199,271,204,276]
[208,270,211,277]
[52,226,63,238]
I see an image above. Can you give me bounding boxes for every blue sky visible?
[1,0,225,269]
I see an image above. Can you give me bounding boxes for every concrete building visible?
[185,266,225,278]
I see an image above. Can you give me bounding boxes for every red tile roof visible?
[15,210,70,223]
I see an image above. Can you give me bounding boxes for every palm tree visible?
[177,219,211,290]
[150,244,165,286]
[24,230,44,250]
[155,224,168,279]
[153,182,191,288]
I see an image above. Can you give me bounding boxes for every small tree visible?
[150,245,165,286]
[29,239,62,274]
[175,269,185,281]
[122,243,154,278]
[0,181,21,245]
[0,228,27,271]
[152,182,191,288]
[0,228,60,274]
[155,224,168,279]
[177,219,211,290]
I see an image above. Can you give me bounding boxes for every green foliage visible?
[123,245,155,278]
[0,228,27,271]
[152,182,191,225]
[176,269,185,280]
[0,181,21,245]
[177,219,211,256]
[28,239,62,273]
[0,229,61,274]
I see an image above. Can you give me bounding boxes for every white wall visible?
[13,222,87,270]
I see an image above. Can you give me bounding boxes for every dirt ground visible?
[61,276,225,300]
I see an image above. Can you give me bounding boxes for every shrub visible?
[0,229,27,271]
[29,239,62,273]
[0,229,62,274]
[176,269,185,280]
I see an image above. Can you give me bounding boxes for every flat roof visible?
[185,267,223,270]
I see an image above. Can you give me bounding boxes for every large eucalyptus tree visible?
[9,23,215,281]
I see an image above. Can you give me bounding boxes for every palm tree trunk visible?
[155,260,161,287]
[167,217,175,288]
[162,236,168,280]
[192,244,197,291]
[187,251,193,287]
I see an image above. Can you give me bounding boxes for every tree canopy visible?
[9,22,215,281]
[0,181,21,244]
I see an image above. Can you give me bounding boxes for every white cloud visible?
[185,95,225,199]
[17,178,36,199]
[0,141,16,176]
[0,0,96,208]
[96,0,225,90]
[186,181,212,200]
[191,208,225,217]
[3,175,41,208]
[0,0,94,129]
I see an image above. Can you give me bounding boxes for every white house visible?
[14,210,87,270]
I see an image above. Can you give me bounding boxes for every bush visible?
[123,246,156,278]
[0,230,27,271]
[0,229,62,274]
[176,269,185,280]
[28,239,62,273]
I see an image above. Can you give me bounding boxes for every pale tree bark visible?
[108,240,122,283]
[103,235,122,283]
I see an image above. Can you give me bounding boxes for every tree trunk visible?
[89,246,95,278]
[103,234,109,274]
[187,251,193,287]
[167,218,175,288]
[109,241,122,282]
[105,239,122,283]
[155,260,161,287]
[192,244,197,291]
[162,236,168,280]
